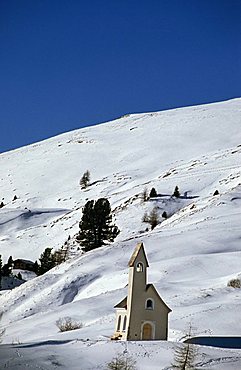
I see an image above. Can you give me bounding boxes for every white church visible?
[112,242,171,341]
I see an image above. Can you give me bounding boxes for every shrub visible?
[227,278,241,288]
[56,317,83,332]
[106,353,137,370]
[142,212,149,223]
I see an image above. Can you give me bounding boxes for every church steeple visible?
[126,243,149,331]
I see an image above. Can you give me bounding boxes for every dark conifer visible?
[173,186,180,198]
[149,187,157,198]
[162,211,168,219]
[38,248,56,275]
[77,198,119,252]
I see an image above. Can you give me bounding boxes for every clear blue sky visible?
[1,0,240,152]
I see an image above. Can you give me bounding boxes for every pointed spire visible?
[128,242,149,267]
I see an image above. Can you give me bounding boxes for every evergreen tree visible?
[149,187,157,198]
[173,186,180,198]
[38,247,56,275]
[80,170,90,189]
[7,256,13,266]
[77,198,119,252]
[2,264,11,277]
[33,261,39,274]
[162,211,168,219]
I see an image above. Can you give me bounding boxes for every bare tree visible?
[141,187,148,202]
[142,206,159,230]
[149,206,159,230]
[171,325,198,370]
[80,170,90,189]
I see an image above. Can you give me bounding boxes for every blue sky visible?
[1,0,240,152]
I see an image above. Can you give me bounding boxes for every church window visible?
[145,298,154,310]
[136,262,144,272]
[123,315,127,332]
[117,315,122,331]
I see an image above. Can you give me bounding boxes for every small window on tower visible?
[136,262,143,272]
[146,299,154,310]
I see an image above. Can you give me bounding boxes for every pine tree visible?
[77,198,119,252]
[149,187,157,198]
[80,170,90,189]
[7,256,13,266]
[33,261,39,274]
[173,186,180,198]
[38,247,56,275]
[162,211,168,219]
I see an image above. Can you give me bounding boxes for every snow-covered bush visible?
[227,278,241,288]
[56,317,83,332]
[105,353,137,370]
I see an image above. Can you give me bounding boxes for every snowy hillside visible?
[1,98,241,369]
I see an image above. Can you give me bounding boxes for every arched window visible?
[117,315,121,331]
[122,315,127,332]
[145,298,154,310]
[136,262,144,272]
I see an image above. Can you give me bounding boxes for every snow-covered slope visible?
[0,98,241,369]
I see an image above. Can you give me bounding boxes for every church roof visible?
[114,296,127,309]
[146,284,172,312]
[128,242,149,267]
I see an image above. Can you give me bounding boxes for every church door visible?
[142,323,153,340]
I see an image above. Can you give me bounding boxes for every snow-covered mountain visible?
[0,98,241,369]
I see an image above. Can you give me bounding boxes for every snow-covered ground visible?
[0,98,241,368]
